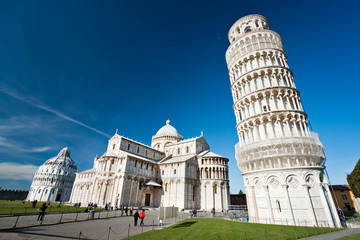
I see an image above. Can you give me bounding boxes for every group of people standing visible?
[119,205,134,216]
[133,210,145,226]
[104,204,146,226]
[34,200,146,226]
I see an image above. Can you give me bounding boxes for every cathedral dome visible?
[43,147,77,170]
[155,119,181,137]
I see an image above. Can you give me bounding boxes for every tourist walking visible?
[193,208,197,217]
[37,203,47,221]
[211,208,215,217]
[121,205,124,216]
[130,205,133,215]
[133,210,139,226]
[140,210,145,226]
[31,200,37,208]
[125,206,128,216]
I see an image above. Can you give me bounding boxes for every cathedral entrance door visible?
[145,194,151,206]
[55,189,63,201]
[55,193,62,201]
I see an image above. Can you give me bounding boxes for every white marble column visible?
[264,185,275,223]
[302,184,318,226]
[282,184,296,225]
[128,179,133,206]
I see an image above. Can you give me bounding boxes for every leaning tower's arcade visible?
[226,14,341,227]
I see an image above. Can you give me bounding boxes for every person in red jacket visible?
[139,210,145,226]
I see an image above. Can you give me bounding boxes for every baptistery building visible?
[226,14,341,227]
[70,119,230,211]
[26,147,78,202]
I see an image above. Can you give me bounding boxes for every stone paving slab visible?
[0,210,186,240]
[3,211,356,240]
[0,210,120,230]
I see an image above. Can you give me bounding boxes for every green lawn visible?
[128,218,342,240]
[0,200,103,215]
[338,234,360,240]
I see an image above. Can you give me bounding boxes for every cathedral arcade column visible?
[128,178,133,206]
[134,180,139,206]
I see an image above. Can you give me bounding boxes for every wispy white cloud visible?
[0,115,57,133]
[0,136,51,153]
[0,162,38,180]
[0,86,110,138]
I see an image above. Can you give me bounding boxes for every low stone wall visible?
[0,189,29,200]
[347,221,360,229]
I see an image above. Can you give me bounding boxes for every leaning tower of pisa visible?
[225,14,341,227]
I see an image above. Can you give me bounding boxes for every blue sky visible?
[0,0,359,194]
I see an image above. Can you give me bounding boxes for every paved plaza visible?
[0,209,184,240]
[301,228,360,240]
[1,210,359,240]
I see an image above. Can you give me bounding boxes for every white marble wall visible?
[70,134,230,211]
[244,169,341,227]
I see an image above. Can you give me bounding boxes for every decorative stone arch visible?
[304,173,316,187]
[252,177,263,189]
[285,174,300,188]
[250,95,256,102]
[261,116,269,123]
[266,175,281,189]
[248,120,254,127]
[256,91,264,99]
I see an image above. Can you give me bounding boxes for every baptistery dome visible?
[26,147,78,202]
[44,147,77,170]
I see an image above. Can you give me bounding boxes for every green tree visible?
[347,158,360,198]
[239,189,244,194]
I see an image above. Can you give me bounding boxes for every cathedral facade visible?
[226,14,341,227]
[70,119,230,211]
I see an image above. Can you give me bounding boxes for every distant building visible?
[70,119,230,211]
[26,147,78,202]
[230,194,247,206]
[0,189,29,200]
[330,185,358,212]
